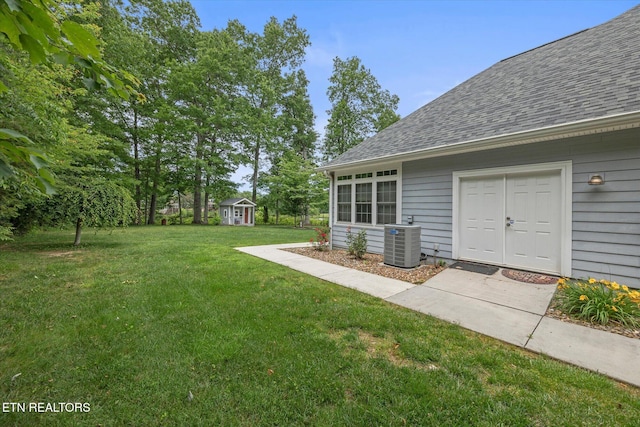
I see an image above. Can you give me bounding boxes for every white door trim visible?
[452,161,572,276]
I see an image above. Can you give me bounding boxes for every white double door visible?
[458,170,562,274]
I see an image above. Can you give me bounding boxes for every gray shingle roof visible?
[323,5,640,168]
[219,198,255,206]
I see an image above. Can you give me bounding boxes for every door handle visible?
[506,217,513,227]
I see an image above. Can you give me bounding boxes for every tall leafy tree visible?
[0,0,139,239]
[0,0,140,203]
[262,69,319,224]
[0,40,68,238]
[40,126,137,245]
[279,69,317,160]
[261,151,326,225]
[239,16,311,202]
[81,0,200,224]
[323,56,400,160]
[168,25,248,224]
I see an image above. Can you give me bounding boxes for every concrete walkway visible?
[237,243,640,388]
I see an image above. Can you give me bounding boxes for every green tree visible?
[323,56,400,160]
[279,69,317,160]
[0,0,140,188]
[79,0,199,224]
[35,121,137,245]
[50,180,137,246]
[168,26,248,224]
[261,151,326,225]
[264,69,319,224]
[0,0,143,243]
[239,16,311,202]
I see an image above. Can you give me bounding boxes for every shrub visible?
[254,215,296,226]
[556,278,640,327]
[345,227,367,259]
[310,226,330,251]
[309,218,329,227]
[208,213,222,226]
[166,209,193,225]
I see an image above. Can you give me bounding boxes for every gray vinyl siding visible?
[403,170,453,260]
[332,225,385,254]
[399,127,640,287]
[571,131,640,284]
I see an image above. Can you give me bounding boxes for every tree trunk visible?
[133,110,142,225]
[148,193,157,225]
[143,172,149,223]
[263,205,268,224]
[304,203,310,226]
[251,140,260,203]
[73,217,83,246]
[193,187,202,224]
[178,192,183,225]
[193,134,204,224]
[203,191,209,224]
[147,153,161,225]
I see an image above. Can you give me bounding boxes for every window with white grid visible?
[376,181,397,224]
[337,184,351,222]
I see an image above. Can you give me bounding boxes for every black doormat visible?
[450,261,499,275]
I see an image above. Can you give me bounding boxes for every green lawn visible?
[1,226,639,426]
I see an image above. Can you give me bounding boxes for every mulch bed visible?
[501,269,558,284]
[284,247,444,284]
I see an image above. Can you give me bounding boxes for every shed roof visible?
[322,5,640,170]
[219,198,256,206]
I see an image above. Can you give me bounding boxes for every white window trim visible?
[332,164,402,227]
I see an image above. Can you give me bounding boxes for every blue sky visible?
[189,0,638,185]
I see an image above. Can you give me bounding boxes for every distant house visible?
[318,6,640,286]
[219,198,256,226]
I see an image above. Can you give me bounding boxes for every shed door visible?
[459,176,504,264]
[505,171,561,273]
[458,170,562,274]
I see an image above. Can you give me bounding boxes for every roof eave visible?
[318,111,640,172]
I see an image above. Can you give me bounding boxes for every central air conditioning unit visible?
[384,225,421,268]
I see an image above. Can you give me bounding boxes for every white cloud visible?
[305,44,335,68]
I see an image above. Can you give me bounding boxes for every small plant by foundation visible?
[310,226,330,251]
[346,227,367,259]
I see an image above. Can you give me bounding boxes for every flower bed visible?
[548,277,640,339]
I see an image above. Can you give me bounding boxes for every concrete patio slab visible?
[387,285,542,347]
[526,317,640,387]
[321,268,415,299]
[279,256,351,278]
[423,269,556,315]
[237,243,310,262]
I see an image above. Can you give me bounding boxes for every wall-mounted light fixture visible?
[588,174,604,185]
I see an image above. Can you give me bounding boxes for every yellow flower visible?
[557,278,566,285]
[611,282,620,290]
[579,295,588,301]
[622,285,629,292]
[611,306,618,312]
[588,278,596,284]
